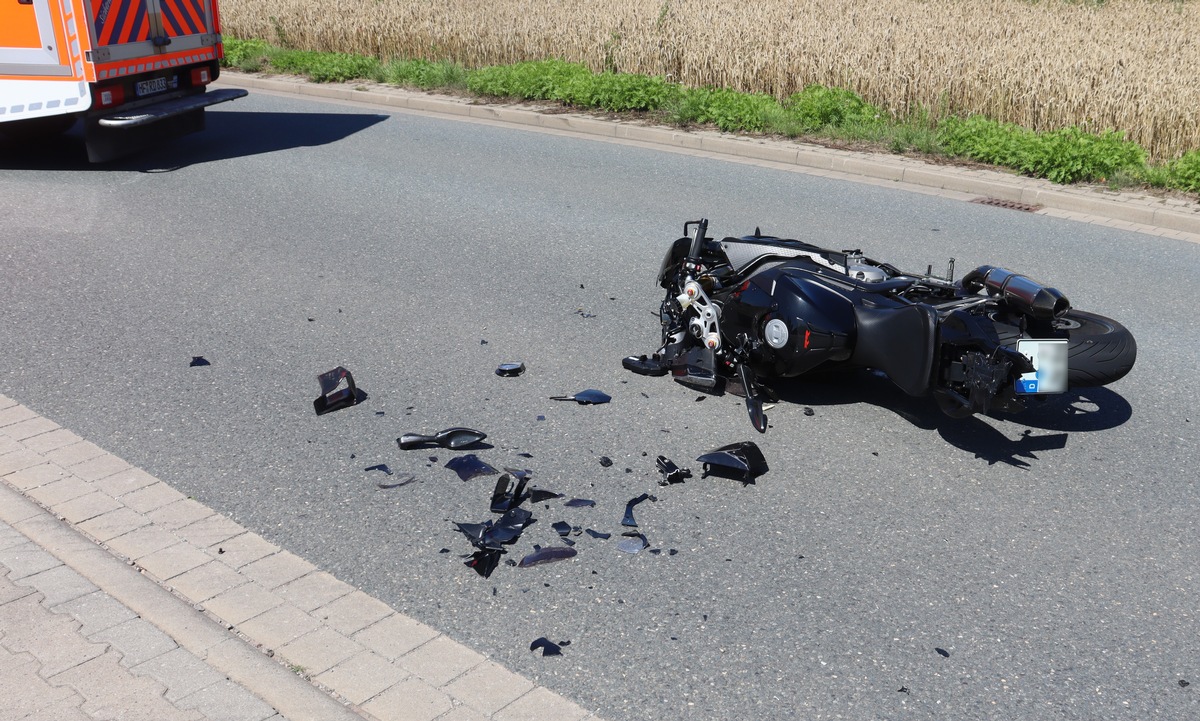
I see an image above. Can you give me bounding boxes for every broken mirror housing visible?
[696,442,769,484]
[313,366,362,415]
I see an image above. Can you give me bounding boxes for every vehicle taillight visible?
[95,85,124,108]
[190,66,212,86]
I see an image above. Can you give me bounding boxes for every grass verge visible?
[221,38,1199,196]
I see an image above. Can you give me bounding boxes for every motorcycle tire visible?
[1057,310,1136,386]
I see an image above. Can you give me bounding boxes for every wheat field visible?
[219,0,1199,159]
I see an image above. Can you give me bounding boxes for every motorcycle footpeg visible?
[622,354,670,377]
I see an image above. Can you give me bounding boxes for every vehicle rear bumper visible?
[95,88,247,128]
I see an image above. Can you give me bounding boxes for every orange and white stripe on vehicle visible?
[93,44,214,80]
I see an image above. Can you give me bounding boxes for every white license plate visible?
[135,77,169,97]
[1015,339,1068,394]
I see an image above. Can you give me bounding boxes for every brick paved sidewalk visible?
[0,393,601,721]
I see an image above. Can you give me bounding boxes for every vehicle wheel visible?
[0,114,78,140]
[1057,310,1136,386]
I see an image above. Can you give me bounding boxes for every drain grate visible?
[970,197,1043,212]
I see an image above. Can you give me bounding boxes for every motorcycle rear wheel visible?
[1057,310,1136,386]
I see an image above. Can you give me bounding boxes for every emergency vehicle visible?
[1,0,246,161]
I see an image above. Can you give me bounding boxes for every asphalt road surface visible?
[2,90,1197,721]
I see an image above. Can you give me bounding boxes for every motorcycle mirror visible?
[549,389,611,405]
[697,442,769,484]
[397,427,488,450]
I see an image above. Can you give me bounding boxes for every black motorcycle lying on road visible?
[624,219,1136,431]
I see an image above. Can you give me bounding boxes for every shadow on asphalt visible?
[0,110,388,171]
[768,369,1133,468]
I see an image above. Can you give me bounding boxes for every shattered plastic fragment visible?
[549,389,611,405]
[364,464,393,476]
[465,549,503,578]
[697,442,769,484]
[599,456,613,467]
[804,407,815,416]
[519,546,577,568]
[455,507,533,551]
[313,366,364,415]
[552,521,572,537]
[564,498,595,508]
[189,356,210,367]
[398,428,487,451]
[445,455,498,481]
[621,493,657,527]
[585,529,610,539]
[529,489,564,503]
[656,456,692,486]
[502,467,533,481]
[936,648,950,658]
[617,532,648,554]
[530,637,563,656]
[517,452,534,458]
[496,362,526,377]
[490,474,529,513]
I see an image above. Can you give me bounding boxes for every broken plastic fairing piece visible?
[656,456,692,486]
[455,507,533,551]
[189,356,211,367]
[445,454,498,481]
[398,427,487,450]
[490,474,529,513]
[585,529,611,539]
[697,442,769,484]
[529,637,563,656]
[564,498,595,508]
[518,546,577,568]
[528,489,563,503]
[549,389,611,405]
[617,532,649,554]
[621,493,657,527]
[377,475,417,489]
[496,363,526,377]
[313,367,362,415]
[465,549,503,578]
[552,521,572,537]
[364,464,393,476]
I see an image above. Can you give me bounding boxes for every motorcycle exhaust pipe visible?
[961,266,1070,320]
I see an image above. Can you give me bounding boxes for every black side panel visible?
[849,305,937,396]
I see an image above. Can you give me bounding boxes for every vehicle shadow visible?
[0,110,388,171]
[767,370,1133,468]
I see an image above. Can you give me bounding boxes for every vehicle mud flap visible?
[849,304,937,396]
[84,107,204,163]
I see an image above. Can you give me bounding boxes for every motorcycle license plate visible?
[1015,339,1068,394]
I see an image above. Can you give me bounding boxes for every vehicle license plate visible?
[1014,338,1068,394]
[135,77,169,97]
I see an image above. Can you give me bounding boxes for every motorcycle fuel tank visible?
[724,264,856,377]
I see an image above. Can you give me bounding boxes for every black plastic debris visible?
[575,309,597,319]
[621,493,657,527]
[656,456,692,486]
[364,464,393,476]
[496,362,526,377]
[1180,680,1191,688]
[585,529,611,539]
[465,549,503,578]
[536,415,546,421]
[445,454,498,481]
[530,637,563,656]
[377,476,417,489]
[552,521,572,537]
[898,686,910,694]
[804,407,815,417]
[519,546,577,568]
[189,356,210,367]
[490,474,529,513]
[517,452,534,458]
[549,389,611,405]
[398,427,487,451]
[313,367,363,415]
[502,467,533,481]
[529,489,564,503]
[564,498,595,508]
[617,532,648,554]
[697,442,769,484]
[456,507,534,551]
[935,648,950,658]
[598,456,613,468]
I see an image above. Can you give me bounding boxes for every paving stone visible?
[25,476,96,507]
[443,661,535,716]
[54,590,138,637]
[0,594,107,676]
[52,651,198,721]
[353,613,439,661]
[105,524,181,561]
[3,416,60,441]
[92,616,178,668]
[20,428,83,455]
[121,482,187,513]
[209,532,278,570]
[241,551,316,590]
[20,565,98,607]
[137,542,212,582]
[0,404,37,428]
[277,626,361,676]
[0,448,45,476]
[361,677,453,721]
[53,491,123,524]
[205,582,284,625]
[147,498,215,530]
[0,540,62,580]
[0,434,20,456]
[131,646,226,702]
[93,467,158,497]
[43,441,107,468]
[168,560,247,603]
[236,604,321,650]
[275,571,354,612]
[0,522,25,549]
[77,507,151,542]
[0,569,36,604]
[2,461,68,490]
[314,590,394,635]
[176,677,278,721]
[395,635,484,687]
[69,453,132,482]
[177,513,245,548]
[492,686,591,721]
[313,649,407,705]
[435,706,490,721]
[0,643,87,719]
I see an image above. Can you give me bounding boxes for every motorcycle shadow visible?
[766,370,1133,468]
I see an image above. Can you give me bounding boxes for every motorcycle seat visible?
[849,304,937,396]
